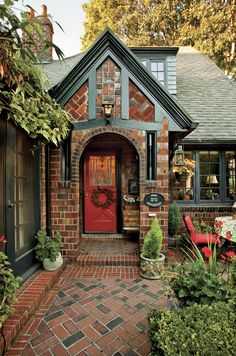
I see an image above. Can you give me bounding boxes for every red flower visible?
[226,231,231,240]
[169,250,176,258]
[220,254,227,261]
[0,235,7,243]
[202,246,212,258]
[226,251,236,258]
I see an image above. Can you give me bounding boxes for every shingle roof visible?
[42,45,236,143]
[176,46,236,143]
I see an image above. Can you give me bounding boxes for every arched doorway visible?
[80,133,140,234]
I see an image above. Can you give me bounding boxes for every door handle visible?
[85,193,88,198]
[8,200,14,208]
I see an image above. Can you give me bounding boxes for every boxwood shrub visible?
[148,301,236,356]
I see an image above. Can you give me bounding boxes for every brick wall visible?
[96,58,121,119]
[65,82,88,121]
[129,80,155,122]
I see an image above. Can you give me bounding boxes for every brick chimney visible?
[22,5,54,62]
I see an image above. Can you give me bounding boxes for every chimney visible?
[22,4,54,62]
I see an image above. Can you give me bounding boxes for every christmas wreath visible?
[91,188,114,209]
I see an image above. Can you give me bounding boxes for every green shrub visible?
[169,260,236,306]
[0,252,20,325]
[35,231,63,262]
[142,218,163,259]
[168,202,181,237]
[148,301,236,356]
[193,219,214,234]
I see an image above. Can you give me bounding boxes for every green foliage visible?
[142,218,163,260]
[169,260,236,306]
[0,0,70,145]
[0,252,20,325]
[148,300,236,356]
[35,231,63,262]
[168,202,181,237]
[193,219,214,234]
[82,0,236,78]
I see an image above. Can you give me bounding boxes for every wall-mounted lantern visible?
[102,102,114,118]
[174,145,185,166]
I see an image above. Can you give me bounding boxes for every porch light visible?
[206,175,218,184]
[102,102,114,118]
[174,145,185,166]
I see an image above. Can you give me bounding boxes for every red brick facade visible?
[65,82,88,121]
[129,80,155,122]
[47,56,170,260]
[96,58,121,119]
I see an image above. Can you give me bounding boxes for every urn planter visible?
[43,252,63,271]
[140,252,165,280]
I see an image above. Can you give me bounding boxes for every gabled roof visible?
[47,28,196,132]
[176,46,236,143]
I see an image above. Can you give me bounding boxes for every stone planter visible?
[43,252,63,271]
[140,253,165,280]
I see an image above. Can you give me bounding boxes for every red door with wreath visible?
[84,152,117,232]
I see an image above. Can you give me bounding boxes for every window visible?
[172,150,236,204]
[60,135,71,182]
[146,132,156,180]
[140,59,165,86]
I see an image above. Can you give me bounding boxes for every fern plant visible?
[142,218,163,260]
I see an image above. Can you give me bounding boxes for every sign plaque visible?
[144,193,165,207]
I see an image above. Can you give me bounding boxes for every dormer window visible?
[141,58,165,86]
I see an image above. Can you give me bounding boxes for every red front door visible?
[84,152,117,233]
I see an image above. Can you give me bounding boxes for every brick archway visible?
[71,126,145,181]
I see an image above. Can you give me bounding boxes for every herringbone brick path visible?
[7,265,168,355]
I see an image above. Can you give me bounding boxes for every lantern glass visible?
[174,145,185,166]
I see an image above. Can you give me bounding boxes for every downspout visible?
[45,144,52,236]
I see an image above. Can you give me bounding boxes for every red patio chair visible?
[183,215,218,247]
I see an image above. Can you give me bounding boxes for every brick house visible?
[1,7,236,278]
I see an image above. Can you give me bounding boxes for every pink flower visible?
[0,235,7,243]
[220,254,227,261]
[226,251,236,258]
[226,231,231,240]
[202,246,212,258]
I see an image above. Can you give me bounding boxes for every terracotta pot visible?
[140,253,165,280]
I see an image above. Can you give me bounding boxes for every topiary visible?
[168,202,181,237]
[142,218,163,260]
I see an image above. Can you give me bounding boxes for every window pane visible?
[141,59,147,67]
[226,151,236,200]
[199,151,220,200]
[89,155,115,186]
[157,72,164,81]
[151,62,158,71]
[157,62,164,71]
[173,151,194,201]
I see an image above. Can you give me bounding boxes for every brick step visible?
[77,237,140,267]
[76,253,140,267]
[0,261,67,355]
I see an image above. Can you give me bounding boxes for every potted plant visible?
[140,218,165,279]
[168,203,181,247]
[173,158,195,183]
[35,231,63,271]
[0,252,20,355]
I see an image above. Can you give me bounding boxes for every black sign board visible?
[144,193,165,207]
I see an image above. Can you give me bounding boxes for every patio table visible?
[214,216,236,243]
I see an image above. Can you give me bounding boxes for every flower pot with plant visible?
[140,218,165,279]
[35,231,63,271]
[0,252,20,355]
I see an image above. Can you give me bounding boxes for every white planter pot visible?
[140,252,165,280]
[43,252,63,271]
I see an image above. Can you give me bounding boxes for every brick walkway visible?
[7,265,168,355]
